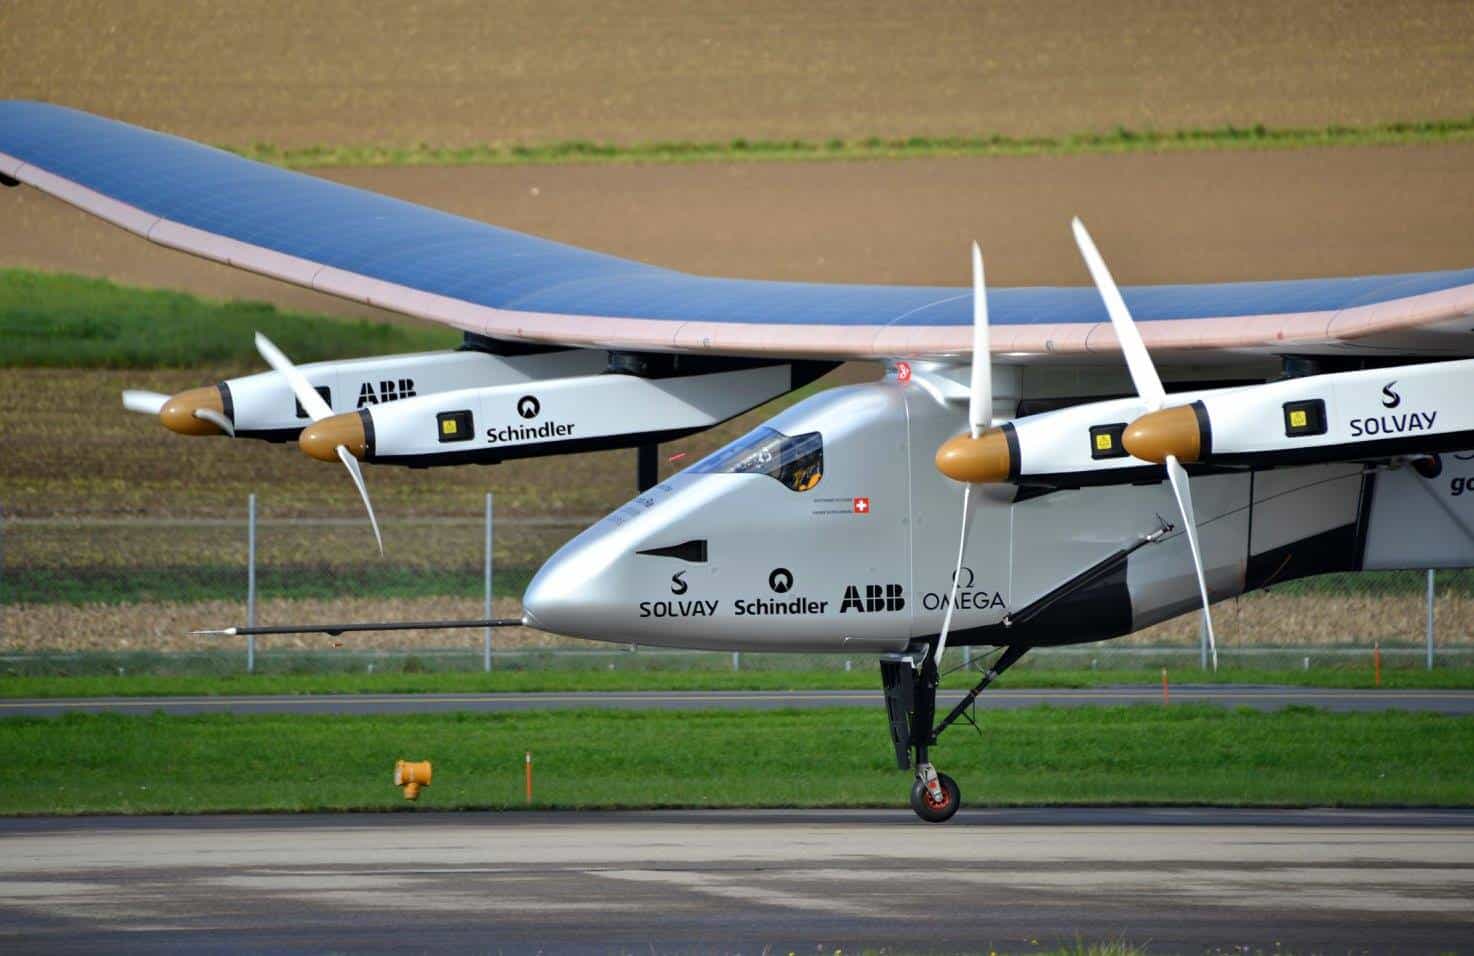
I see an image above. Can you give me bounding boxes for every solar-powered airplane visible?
[6,102,1474,821]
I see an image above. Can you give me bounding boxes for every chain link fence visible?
[2,498,1472,676]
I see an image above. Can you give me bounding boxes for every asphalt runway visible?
[1,809,1470,953]
[3,686,1473,718]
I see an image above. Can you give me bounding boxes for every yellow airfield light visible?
[394,759,433,801]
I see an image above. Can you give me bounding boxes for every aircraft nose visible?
[522,477,715,643]
[521,536,618,639]
[519,566,562,634]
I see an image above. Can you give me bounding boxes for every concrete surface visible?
[0,809,1470,953]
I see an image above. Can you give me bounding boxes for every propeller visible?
[122,390,169,415]
[932,242,991,668]
[124,388,235,436]
[1070,218,1217,669]
[191,406,235,436]
[254,332,383,555]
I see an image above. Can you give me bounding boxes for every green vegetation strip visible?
[0,269,458,368]
[4,667,1472,698]
[4,566,535,606]
[0,706,1467,814]
[231,117,1474,170]
[8,563,1451,607]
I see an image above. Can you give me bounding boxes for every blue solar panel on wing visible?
[3,101,1472,329]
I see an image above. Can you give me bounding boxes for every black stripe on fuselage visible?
[927,562,1134,649]
[1243,522,1359,591]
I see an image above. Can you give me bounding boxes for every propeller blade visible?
[337,444,384,556]
[933,484,973,667]
[254,332,331,422]
[1071,217,1165,410]
[933,244,989,665]
[1072,221,1215,667]
[256,332,381,553]
[121,390,169,415]
[969,242,991,437]
[193,407,236,437]
[1165,455,1217,670]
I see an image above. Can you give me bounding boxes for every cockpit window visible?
[692,426,823,492]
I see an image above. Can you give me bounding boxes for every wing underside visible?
[4,101,1473,362]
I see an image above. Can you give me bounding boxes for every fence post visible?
[731,651,740,671]
[1426,568,1436,671]
[484,492,494,673]
[1199,614,1208,670]
[0,503,5,646]
[247,493,257,674]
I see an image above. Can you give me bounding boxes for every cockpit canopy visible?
[691,425,823,492]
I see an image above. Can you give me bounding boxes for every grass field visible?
[0,706,1467,814]
[4,665,1473,699]
[230,118,1474,169]
[0,270,458,368]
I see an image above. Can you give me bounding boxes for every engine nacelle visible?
[1126,357,1474,468]
[157,348,607,440]
[940,356,1474,488]
[304,361,821,467]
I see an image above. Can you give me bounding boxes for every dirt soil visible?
[3,1,1471,148]
[4,144,1474,326]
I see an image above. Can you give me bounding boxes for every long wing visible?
[4,101,1473,361]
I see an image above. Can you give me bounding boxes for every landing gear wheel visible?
[909,772,961,823]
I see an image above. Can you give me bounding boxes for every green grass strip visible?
[4,667,1472,698]
[3,566,535,606]
[0,269,459,368]
[0,706,1467,814]
[230,117,1474,169]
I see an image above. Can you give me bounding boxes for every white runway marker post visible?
[246,493,257,674]
[484,493,494,673]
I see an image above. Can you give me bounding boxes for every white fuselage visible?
[522,365,1474,652]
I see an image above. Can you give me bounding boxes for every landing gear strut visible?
[881,644,1028,823]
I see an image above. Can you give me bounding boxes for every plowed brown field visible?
[5,144,1474,325]
[4,0,1471,148]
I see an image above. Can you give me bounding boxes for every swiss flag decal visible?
[853,497,870,514]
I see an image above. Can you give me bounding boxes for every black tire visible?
[909,772,961,823]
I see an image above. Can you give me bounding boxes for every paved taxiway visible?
[3,686,1472,718]
[1,809,1470,953]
